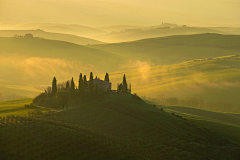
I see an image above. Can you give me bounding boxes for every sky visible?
[0,0,239,27]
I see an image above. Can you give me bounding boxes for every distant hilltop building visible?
[87,77,111,92]
[24,33,33,38]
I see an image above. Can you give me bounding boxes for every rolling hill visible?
[164,106,240,127]
[0,23,108,38]
[0,37,125,99]
[0,95,239,159]
[91,33,240,65]
[0,30,105,45]
[94,26,223,43]
[105,54,240,112]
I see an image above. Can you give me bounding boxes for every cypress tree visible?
[66,81,70,90]
[79,73,83,95]
[122,74,127,94]
[89,72,94,94]
[70,77,75,99]
[104,73,109,82]
[52,77,57,95]
[83,75,87,90]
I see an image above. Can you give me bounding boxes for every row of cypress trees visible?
[48,72,129,108]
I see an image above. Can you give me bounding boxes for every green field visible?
[0,95,239,159]
[0,98,51,117]
[164,106,240,126]
[162,106,240,145]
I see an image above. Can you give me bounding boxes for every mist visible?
[1,0,239,27]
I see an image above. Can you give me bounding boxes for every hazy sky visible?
[1,0,239,27]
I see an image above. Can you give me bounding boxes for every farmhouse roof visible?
[87,78,111,85]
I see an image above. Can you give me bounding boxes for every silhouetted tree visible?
[66,81,70,90]
[89,72,94,95]
[79,73,83,95]
[70,77,75,99]
[52,77,57,95]
[104,73,109,82]
[122,74,128,94]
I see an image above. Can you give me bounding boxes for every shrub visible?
[23,103,37,109]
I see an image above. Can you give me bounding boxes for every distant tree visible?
[78,73,83,95]
[70,77,75,99]
[118,83,123,93]
[83,75,87,91]
[66,81,70,90]
[122,74,128,94]
[82,75,87,102]
[104,73,110,82]
[89,72,94,95]
[52,77,57,95]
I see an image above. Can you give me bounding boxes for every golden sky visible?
[0,0,239,27]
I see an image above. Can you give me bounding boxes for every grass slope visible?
[0,98,50,117]
[0,37,125,72]
[0,95,240,159]
[0,30,105,45]
[165,106,240,126]
[106,55,240,109]
[162,106,240,145]
[92,33,240,65]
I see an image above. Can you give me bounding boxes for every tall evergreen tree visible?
[79,73,83,95]
[122,74,128,94]
[66,81,70,90]
[89,72,94,94]
[52,77,57,95]
[70,77,75,99]
[104,73,109,82]
[83,75,87,91]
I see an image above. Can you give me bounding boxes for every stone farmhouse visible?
[87,78,111,92]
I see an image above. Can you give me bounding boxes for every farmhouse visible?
[87,78,111,92]
[24,33,34,38]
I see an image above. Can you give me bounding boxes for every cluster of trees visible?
[117,74,131,94]
[33,72,130,109]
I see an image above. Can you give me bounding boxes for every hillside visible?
[92,33,240,65]
[0,23,108,38]
[0,30,105,45]
[0,95,239,159]
[0,37,125,72]
[0,37,125,99]
[165,106,240,127]
[105,55,240,112]
[94,26,223,43]
[161,105,240,145]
